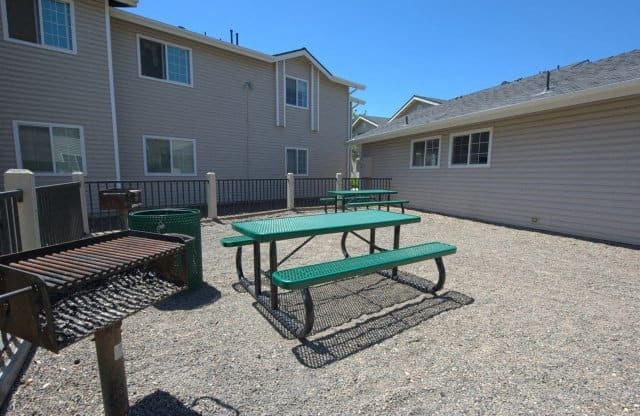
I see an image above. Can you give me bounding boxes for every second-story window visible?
[286,76,308,108]
[3,0,75,52]
[139,36,192,86]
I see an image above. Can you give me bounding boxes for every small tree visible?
[351,109,366,173]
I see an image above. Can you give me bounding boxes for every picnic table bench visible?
[320,195,374,213]
[346,199,410,213]
[222,210,457,338]
[325,189,398,212]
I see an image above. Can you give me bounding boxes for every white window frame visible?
[284,147,309,176]
[136,34,194,87]
[143,135,197,176]
[13,120,87,175]
[409,136,441,169]
[1,0,77,54]
[448,127,493,168]
[285,75,309,109]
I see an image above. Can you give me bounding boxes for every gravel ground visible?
[3,209,639,415]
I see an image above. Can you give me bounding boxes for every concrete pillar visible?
[207,172,217,219]
[72,172,90,235]
[287,173,295,210]
[4,169,41,250]
[336,172,343,191]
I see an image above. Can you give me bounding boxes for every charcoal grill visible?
[99,188,142,229]
[0,230,192,416]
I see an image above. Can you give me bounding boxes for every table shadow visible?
[292,290,474,368]
[128,390,239,415]
[154,282,221,311]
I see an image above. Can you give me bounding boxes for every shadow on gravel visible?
[154,282,221,311]
[292,290,474,368]
[128,390,239,415]
[253,273,433,340]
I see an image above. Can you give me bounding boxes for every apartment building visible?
[0,0,364,185]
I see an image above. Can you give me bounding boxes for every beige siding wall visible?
[0,0,116,185]
[362,96,640,245]
[110,20,349,180]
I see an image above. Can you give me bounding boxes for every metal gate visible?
[36,182,85,246]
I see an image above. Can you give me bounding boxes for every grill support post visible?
[95,321,129,416]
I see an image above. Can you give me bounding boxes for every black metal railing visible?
[341,177,392,191]
[86,180,208,232]
[0,190,22,256]
[217,178,287,216]
[294,178,338,208]
[36,182,85,247]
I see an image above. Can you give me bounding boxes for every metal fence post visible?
[207,172,217,219]
[72,172,90,235]
[287,173,295,210]
[4,169,41,250]
[336,172,342,191]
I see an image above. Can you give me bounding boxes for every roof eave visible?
[110,0,138,7]
[352,116,377,128]
[351,78,640,144]
[110,9,275,62]
[388,96,441,122]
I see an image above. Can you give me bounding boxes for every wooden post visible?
[94,321,129,416]
[72,171,90,235]
[207,172,217,219]
[4,169,41,250]
[287,173,295,210]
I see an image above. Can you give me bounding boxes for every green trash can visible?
[128,208,202,289]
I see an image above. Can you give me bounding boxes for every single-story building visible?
[351,50,640,246]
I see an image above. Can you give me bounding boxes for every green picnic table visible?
[224,210,456,338]
[326,189,398,212]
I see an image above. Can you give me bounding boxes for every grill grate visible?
[47,269,181,349]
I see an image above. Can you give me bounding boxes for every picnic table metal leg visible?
[392,225,400,277]
[433,257,446,292]
[269,241,278,310]
[253,241,261,295]
[369,228,375,254]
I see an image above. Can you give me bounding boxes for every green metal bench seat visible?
[319,197,336,213]
[220,235,258,283]
[272,242,455,290]
[346,199,410,213]
[220,235,255,247]
[320,195,375,213]
[270,241,456,337]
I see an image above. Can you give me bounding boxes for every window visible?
[411,137,440,168]
[2,0,75,51]
[449,129,492,167]
[139,36,192,85]
[144,136,196,175]
[14,121,85,174]
[285,76,308,108]
[285,147,308,175]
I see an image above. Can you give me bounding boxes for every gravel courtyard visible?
[3,209,639,415]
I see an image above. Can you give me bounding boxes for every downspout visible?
[105,1,121,181]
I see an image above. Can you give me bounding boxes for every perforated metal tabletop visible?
[231,210,420,242]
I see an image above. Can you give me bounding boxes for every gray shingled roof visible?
[357,49,640,140]
[360,115,389,126]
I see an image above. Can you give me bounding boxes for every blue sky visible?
[132,0,640,117]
